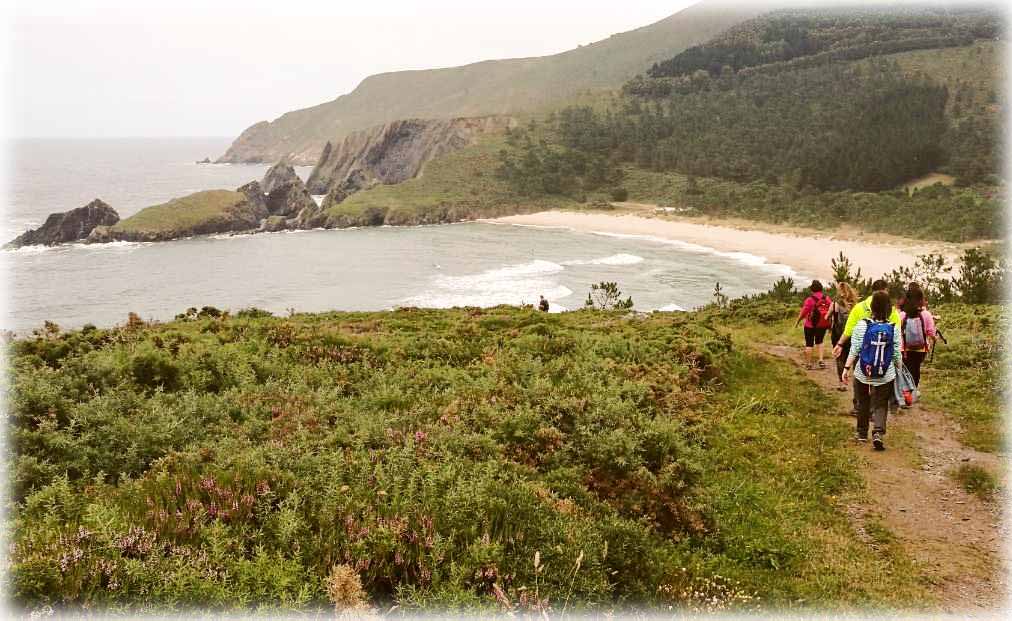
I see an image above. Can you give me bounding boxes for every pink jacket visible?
[798,292,832,329]
[899,309,936,351]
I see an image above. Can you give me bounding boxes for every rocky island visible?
[5,199,120,248]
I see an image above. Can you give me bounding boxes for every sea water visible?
[3,138,798,333]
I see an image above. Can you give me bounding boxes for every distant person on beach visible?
[830,282,858,392]
[899,283,936,387]
[538,295,550,312]
[795,280,832,370]
[842,290,902,450]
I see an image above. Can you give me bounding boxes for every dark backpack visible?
[809,295,832,329]
[859,319,895,379]
[902,312,927,349]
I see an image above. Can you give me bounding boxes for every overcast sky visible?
[5,0,697,138]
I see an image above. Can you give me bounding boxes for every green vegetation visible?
[621,167,1002,243]
[950,464,1001,502]
[646,5,998,80]
[113,190,245,234]
[10,302,937,613]
[322,137,573,226]
[522,61,950,192]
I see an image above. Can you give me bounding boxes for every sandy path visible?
[763,344,1006,613]
[487,209,956,281]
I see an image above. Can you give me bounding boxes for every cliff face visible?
[6,199,119,248]
[306,116,514,196]
[216,0,757,164]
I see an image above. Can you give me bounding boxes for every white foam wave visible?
[5,240,148,254]
[590,231,796,277]
[209,232,257,240]
[69,240,149,251]
[655,303,687,312]
[402,259,572,309]
[563,253,644,266]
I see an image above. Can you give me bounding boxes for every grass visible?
[113,190,245,234]
[323,136,573,226]
[950,463,1001,502]
[7,304,934,613]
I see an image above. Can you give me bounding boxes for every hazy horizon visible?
[7,0,696,140]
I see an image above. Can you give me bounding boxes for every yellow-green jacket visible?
[840,295,901,340]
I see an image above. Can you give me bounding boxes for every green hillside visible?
[320,136,574,227]
[10,304,936,612]
[646,4,998,79]
[217,0,759,164]
[113,191,246,235]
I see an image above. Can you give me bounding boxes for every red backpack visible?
[809,294,832,329]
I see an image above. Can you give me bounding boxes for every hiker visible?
[832,279,902,360]
[830,282,858,392]
[794,280,832,370]
[899,283,936,387]
[833,279,901,415]
[538,295,550,312]
[842,290,902,450]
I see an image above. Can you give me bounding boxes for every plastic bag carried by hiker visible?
[893,363,920,407]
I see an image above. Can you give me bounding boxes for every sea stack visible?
[261,161,316,219]
[6,199,119,248]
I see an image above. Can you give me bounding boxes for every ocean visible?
[4,138,798,333]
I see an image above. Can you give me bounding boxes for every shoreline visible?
[485,209,959,282]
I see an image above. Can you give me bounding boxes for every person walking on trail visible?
[899,283,936,388]
[833,279,901,415]
[830,282,858,392]
[832,279,902,359]
[538,295,550,312]
[795,280,833,370]
[842,291,902,451]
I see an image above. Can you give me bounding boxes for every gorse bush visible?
[9,308,741,612]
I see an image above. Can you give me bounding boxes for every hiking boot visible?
[854,432,868,442]
[818,360,826,369]
[872,432,885,451]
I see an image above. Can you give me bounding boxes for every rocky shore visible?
[6,117,517,248]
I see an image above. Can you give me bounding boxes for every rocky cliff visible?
[306,116,514,196]
[216,0,756,164]
[261,162,316,218]
[6,199,119,248]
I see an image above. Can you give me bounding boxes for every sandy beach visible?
[487,210,956,282]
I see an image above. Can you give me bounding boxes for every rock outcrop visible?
[261,162,316,218]
[261,161,302,194]
[307,116,514,198]
[89,185,269,243]
[6,199,119,248]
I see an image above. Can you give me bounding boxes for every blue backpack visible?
[859,319,895,379]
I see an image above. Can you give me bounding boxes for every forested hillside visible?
[510,61,948,192]
[486,5,1003,239]
[646,4,998,79]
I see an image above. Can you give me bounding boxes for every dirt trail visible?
[762,344,1006,613]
